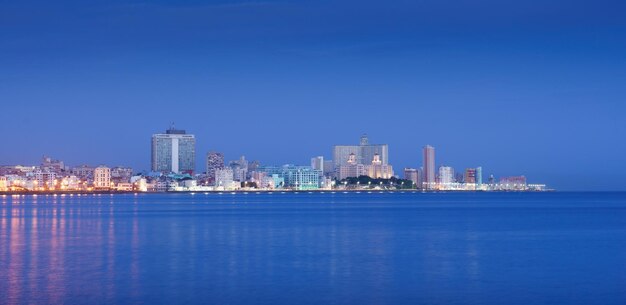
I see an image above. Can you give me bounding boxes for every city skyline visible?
[1,129,541,192]
[2,1,625,191]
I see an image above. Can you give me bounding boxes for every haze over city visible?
[2,0,626,190]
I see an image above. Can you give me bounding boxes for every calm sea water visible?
[1,192,625,305]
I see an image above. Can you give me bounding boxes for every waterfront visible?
[1,192,626,304]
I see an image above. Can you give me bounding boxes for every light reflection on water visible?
[1,192,626,304]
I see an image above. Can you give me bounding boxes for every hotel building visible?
[151,126,196,174]
[333,134,388,168]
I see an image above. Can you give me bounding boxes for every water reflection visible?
[0,193,625,304]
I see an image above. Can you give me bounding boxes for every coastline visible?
[0,189,554,196]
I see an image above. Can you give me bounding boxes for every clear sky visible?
[1,0,625,190]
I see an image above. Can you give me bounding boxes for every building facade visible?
[403,168,419,188]
[439,166,454,185]
[229,156,248,181]
[333,134,389,168]
[214,168,234,188]
[423,145,436,189]
[365,153,394,179]
[151,126,196,174]
[111,167,133,182]
[476,166,483,185]
[256,165,322,189]
[71,165,95,179]
[206,151,225,180]
[311,156,324,172]
[94,166,111,189]
[282,167,322,190]
[464,168,477,184]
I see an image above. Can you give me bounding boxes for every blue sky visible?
[1,0,625,190]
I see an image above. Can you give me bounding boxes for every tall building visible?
[311,156,324,171]
[337,152,393,179]
[338,153,366,179]
[151,125,196,174]
[248,160,260,174]
[403,168,420,188]
[323,160,335,177]
[229,156,248,182]
[438,166,454,185]
[206,151,225,180]
[94,166,111,189]
[333,134,388,168]
[423,145,435,188]
[365,153,394,179]
[475,166,483,185]
[464,168,477,184]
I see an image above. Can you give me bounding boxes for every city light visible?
[0,133,548,194]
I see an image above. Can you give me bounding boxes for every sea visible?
[1,192,625,305]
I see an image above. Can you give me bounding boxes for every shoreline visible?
[0,189,554,196]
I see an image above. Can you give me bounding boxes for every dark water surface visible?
[1,192,626,304]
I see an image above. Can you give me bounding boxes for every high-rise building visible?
[464,168,477,184]
[438,166,454,185]
[248,160,260,174]
[423,145,435,188]
[338,153,366,179]
[229,156,248,182]
[94,166,111,189]
[311,156,324,171]
[365,153,394,179]
[475,166,483,185]
[333,134,388,168]
[337,152,394,179]
[403,168,421,188]
[323,160,335,177]
[206,151,224,180]
[151,125,196,174]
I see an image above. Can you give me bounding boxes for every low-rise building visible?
[116,183,133,191]
[72,165,95,179]
[215,168,234,188]
[94,166,111,190]
[111,167,133,182]
[33,170,56,190]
